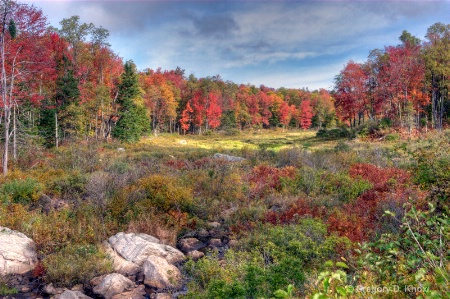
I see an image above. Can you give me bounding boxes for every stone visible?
[206,222,221,229]
[111,285,146,299]
[107,232,184,267]
[71,284,84,292]
[54,290,93,299]
[93,273,135,299]
[213,153,245,162]
[0,226,37,275]
[44,283,64,295]
[143,255,182,290]
[178,238,205,253]
[103,242,140,276]
[186,250,204,261]
[155,293,172,299]
[197,229,209,239]
[208,238,222,247]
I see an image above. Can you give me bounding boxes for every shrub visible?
[184,219,351,299]
[316,128,355,139]
[333,140,351,152]
[0,178,42,205]
[48,171,87,200]
[130,174,193,214]
[384,133,399,142]
[43,243,112,287]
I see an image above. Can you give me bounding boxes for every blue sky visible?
[25,0,450,90]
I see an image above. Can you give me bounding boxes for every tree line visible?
[334,26,450,131]
[1,0,449,176]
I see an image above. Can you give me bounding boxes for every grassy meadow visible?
[0,128,448,298]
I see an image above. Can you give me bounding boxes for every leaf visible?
[415,268,426,282]
[273,289,288,298]
[312,293,329,299]
[323,277,330,292]
[336,262,349,269]
[324,260,333,267]
[336,286,347,296]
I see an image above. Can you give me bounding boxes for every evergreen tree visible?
[112,61,149,142]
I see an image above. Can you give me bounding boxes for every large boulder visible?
[143,256,182,290]
[0,226,37,275]
[93,273,135,299]
[105,232,185,275]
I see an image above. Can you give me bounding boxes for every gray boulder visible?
[93,273,135,299]
[143,255,182,290]
[0,226,37,275]
[105,232,185,276]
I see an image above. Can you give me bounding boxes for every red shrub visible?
[248,165,297,198]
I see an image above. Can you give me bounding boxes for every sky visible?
[24,0,450,90]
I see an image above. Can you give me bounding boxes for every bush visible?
[316,128,355,139]
[0,178,42,205]
[134,174,193,213]
[43,243,112,287]
[48,171,87,200]
[384,133,399,142]
[184,219,351,299]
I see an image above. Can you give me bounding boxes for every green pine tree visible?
[112,61,149,142]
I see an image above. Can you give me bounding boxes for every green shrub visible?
[384,133,399,142]
[0,178,42,205]
[43,243,112,287]
[316,128,355,139]
[183,219,351,299]
[48,171,87,200]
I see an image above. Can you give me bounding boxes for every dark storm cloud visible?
[190,14,239,39]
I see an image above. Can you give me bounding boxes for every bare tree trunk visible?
[12,104,16,160]
[55,111,59,149]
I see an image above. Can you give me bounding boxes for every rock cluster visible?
[1,225,233,299]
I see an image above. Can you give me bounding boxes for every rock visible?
[197,229,210,239]
[186,250,204,261]
[106,232,184,275]
[71,284,84,292]
[143,256,182,290]
[93,273,135,299]
[0,226,37,275]
[209,238,222,247]
[44,283,65,295]
[111,285,146,299]
[104,242,140,275]
[178,238,205,253]
[178,140,187,145]
[206,222,221,229]
[109,232,184,265]
[213,153,245,162]
[155,293,173,299]
[54,290,93,299]
[31,194,69,214]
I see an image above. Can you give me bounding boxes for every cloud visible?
[22,0,450,89]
